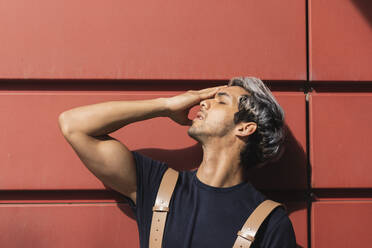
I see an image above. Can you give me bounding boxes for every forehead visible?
[217,86,250,99]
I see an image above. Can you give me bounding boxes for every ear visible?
[235,122,257,138]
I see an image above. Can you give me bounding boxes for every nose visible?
[200,99,210,110]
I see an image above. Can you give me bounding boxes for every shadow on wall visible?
[114,123,306,247]
[246,124,307,192]
[351,0,372,29]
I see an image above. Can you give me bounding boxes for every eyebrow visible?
[216,92,232,101]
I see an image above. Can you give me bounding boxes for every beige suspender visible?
[149,168,179,248]
[149,167,284,248]
[232,200,283,248]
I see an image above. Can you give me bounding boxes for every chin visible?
[187,126,203,143]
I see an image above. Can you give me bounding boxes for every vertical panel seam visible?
[305,0,312,246]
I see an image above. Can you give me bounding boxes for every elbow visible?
[58,112,72,136]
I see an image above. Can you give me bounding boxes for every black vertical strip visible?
[306,0,310,82]
[305,92,312,248]
[305,0,312,247]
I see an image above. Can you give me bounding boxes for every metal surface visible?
[309,93,372,188]
[0,202,307,248]
[312,201,372,247]
[0,0,306,80]
[0,203,139,248]
[309,0,372,81]
[286,202,308,248]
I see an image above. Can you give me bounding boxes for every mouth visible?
[195,111,205,120]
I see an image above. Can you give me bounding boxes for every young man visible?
[58,77,297,247]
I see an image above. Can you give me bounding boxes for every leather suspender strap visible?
[149,167,179,248]
[149,168,282,248]
[232,200,284,248]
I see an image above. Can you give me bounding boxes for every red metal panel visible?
[0,202,306,248]
[0,0,306,80]
[312,201,372,247]
[0,91,306,190]
[0,203,138,248]
[309,93,372,188]
[309,0,372,81]
[286,202,308,248]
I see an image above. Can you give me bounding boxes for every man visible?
[58,76,296,247]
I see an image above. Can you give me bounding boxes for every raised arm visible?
[58,86,226,204]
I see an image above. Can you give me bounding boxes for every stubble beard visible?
[187,124,205,143]
[188,120,232,143]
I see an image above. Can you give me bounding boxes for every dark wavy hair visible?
[227,76,285,169]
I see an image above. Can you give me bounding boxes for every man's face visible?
[188,86,249,142]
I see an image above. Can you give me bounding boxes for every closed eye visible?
[216,91,231,104]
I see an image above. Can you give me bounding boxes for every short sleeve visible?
[260,211,297,248]
[129,151,169,232]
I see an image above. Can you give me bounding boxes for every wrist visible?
[154,97,171,117]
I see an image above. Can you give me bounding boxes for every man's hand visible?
[164,85,228,126]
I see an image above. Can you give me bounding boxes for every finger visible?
[199,86,226,99]
[198,85,227,94]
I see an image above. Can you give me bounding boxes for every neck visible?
[196,140,246,188]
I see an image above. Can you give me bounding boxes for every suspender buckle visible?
[237,230,255,242]
[152,205,169,212]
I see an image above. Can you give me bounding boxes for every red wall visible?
[1,0,371,247]
[309,0,372,247]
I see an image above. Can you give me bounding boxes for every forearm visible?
[59,97,168,136]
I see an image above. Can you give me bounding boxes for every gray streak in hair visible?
[227,76,286,169]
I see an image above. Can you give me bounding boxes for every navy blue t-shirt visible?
[124,151,297,248]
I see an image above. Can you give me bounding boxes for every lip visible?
[195,111,205,120]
